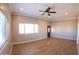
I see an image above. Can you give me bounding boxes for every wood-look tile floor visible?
[12,37,78,55]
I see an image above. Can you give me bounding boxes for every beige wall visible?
[51,19,77,40]
[11,15,50,43]
[0,3,12,55]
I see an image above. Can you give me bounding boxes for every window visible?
[25,24,34,33]
[0,11,7,49]
[19,24,25,34]
[19,24,38,34]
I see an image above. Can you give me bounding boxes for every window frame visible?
[19,23,38,34]
[0,9,8,49]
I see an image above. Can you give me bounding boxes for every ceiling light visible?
[20,8,24,11]
[65,13,68,15]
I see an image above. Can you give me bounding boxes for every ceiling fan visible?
[39,7,56,16]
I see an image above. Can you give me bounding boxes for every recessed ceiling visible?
[8,3,79,21]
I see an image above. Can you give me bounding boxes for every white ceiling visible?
[8,3,79,21]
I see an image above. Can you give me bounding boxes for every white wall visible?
[11,15,50,43]
[51,19,77,40]
[0,3,12,55]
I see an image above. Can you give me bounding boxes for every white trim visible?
[51,36,76,40]
[10,37,47,45]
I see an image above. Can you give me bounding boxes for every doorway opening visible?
[47,25,51,38]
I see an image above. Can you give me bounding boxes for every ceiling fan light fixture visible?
[39,7,56,16]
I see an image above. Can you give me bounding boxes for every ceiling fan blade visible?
[41,12,46,15]
[49,11,56,13]
[48,13,50,16]
[39,10,45,12]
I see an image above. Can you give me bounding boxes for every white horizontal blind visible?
[25,24,34,33]
[19,24,25,34]
[19,24,38,34]
[34,24,38,33]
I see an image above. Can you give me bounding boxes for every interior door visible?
[47,25,51,38]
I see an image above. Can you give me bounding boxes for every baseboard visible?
[10,37,47,45]
[10,36,75,45]
[51,36,76,40]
